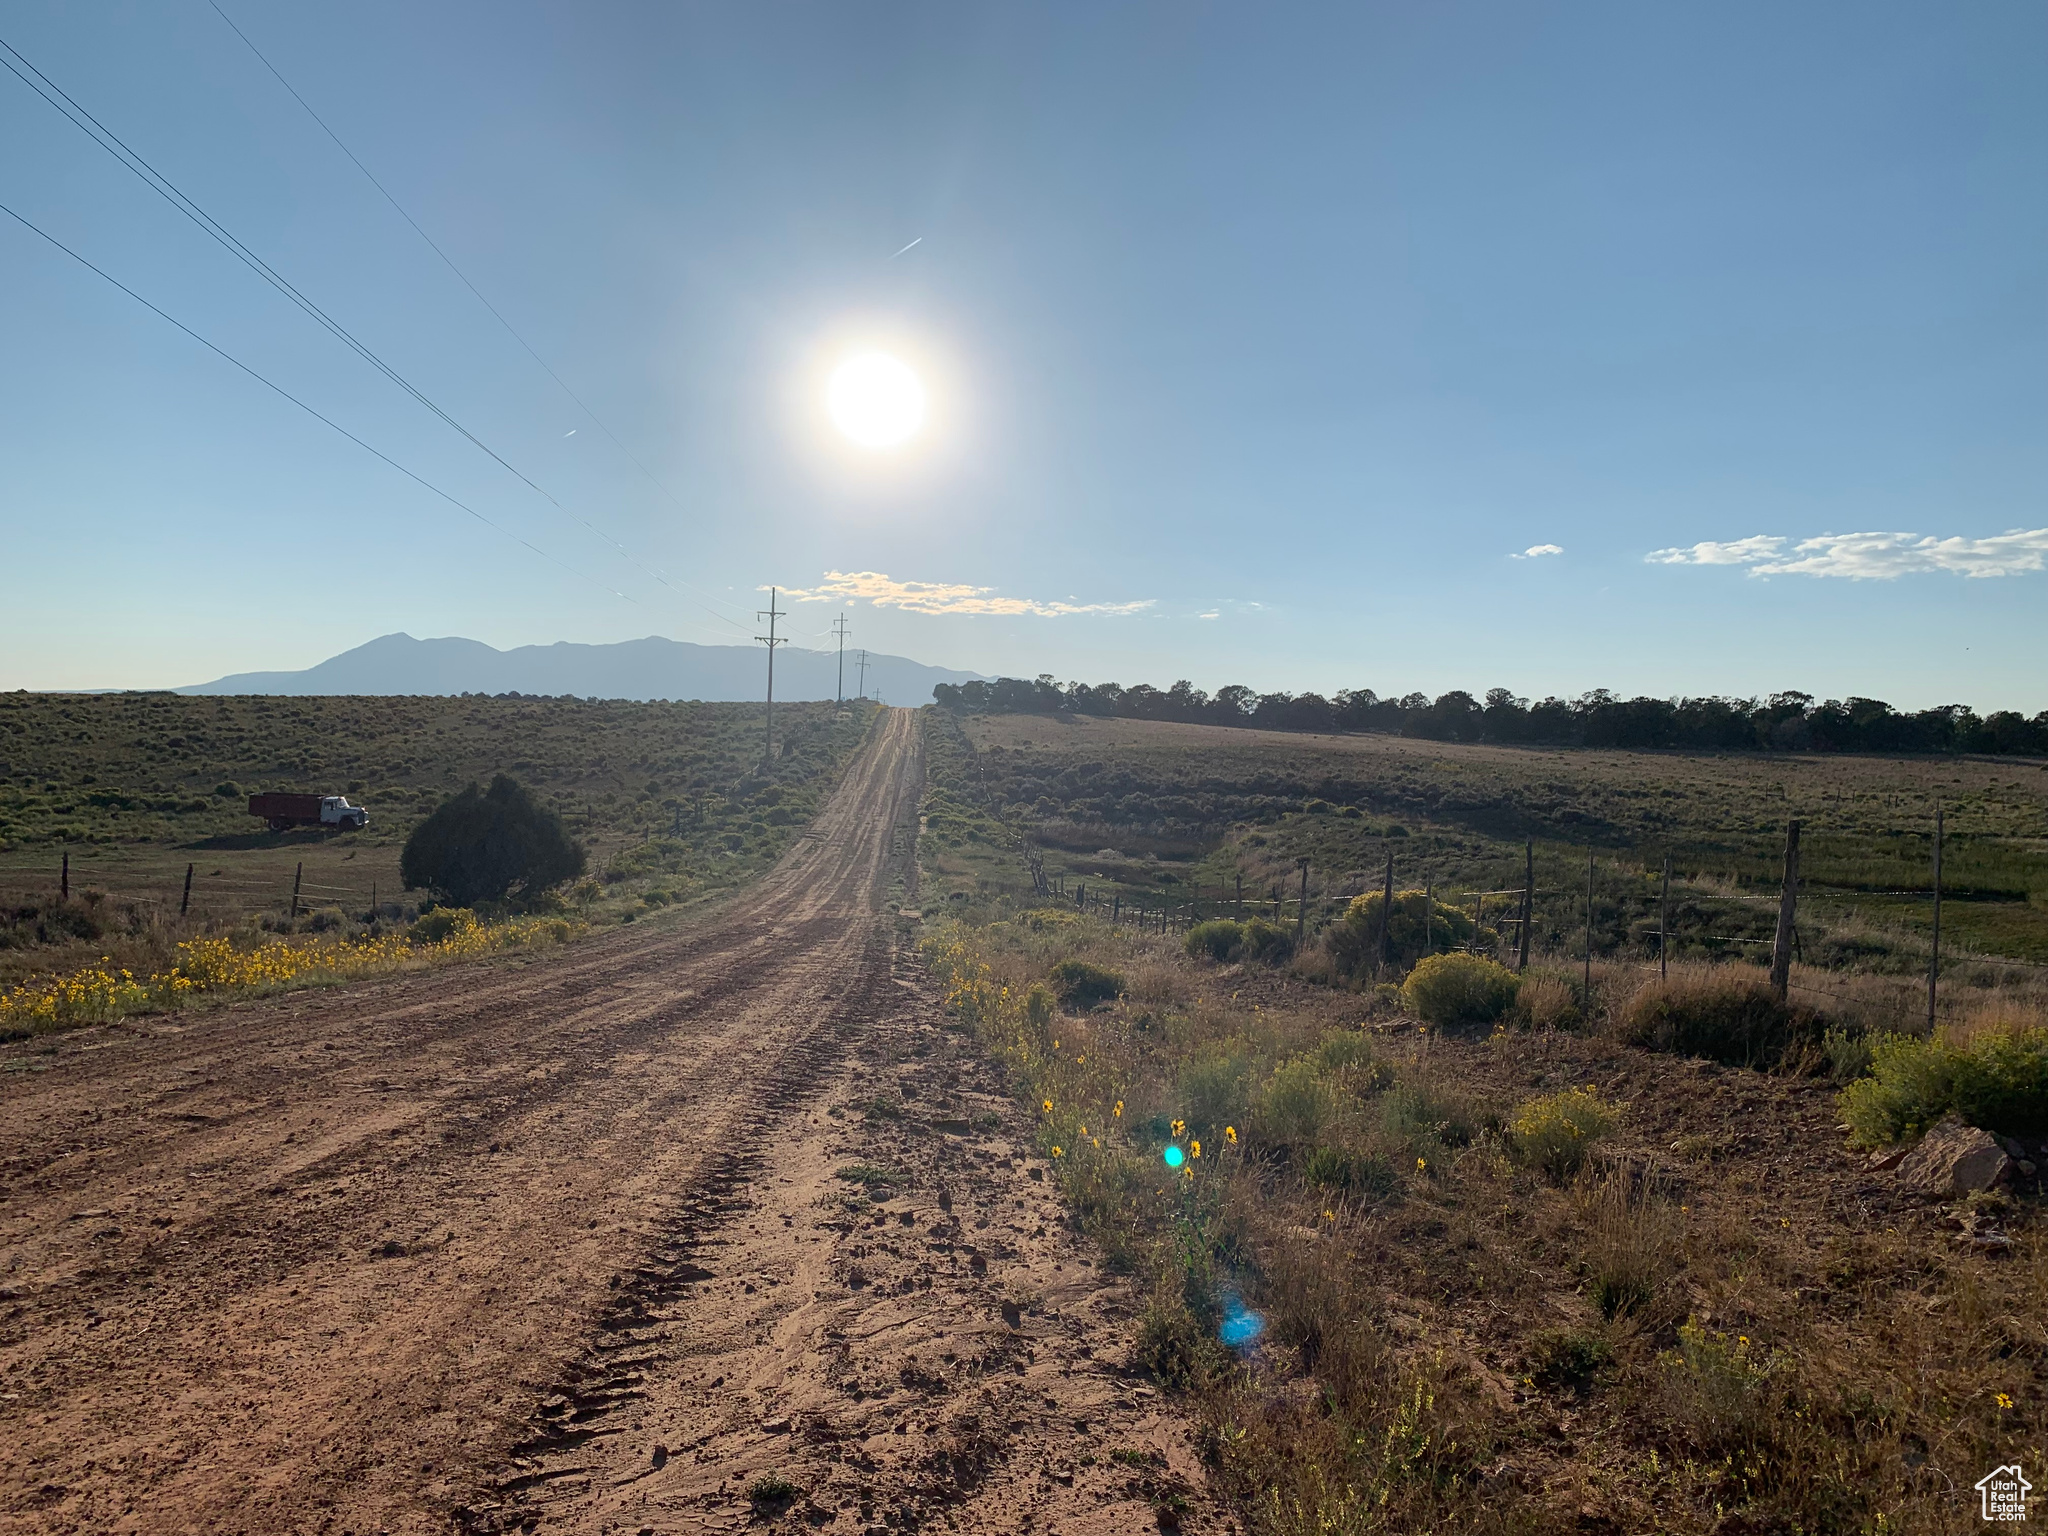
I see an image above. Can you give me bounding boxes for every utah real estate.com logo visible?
[1977,1464,2030,1523]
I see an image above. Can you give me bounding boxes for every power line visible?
[0,31,737,632]
[0,197,618,598]
[201,2,756,633]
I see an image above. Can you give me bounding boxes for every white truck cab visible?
[320,796,370,830]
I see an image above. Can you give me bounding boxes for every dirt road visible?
[0,710,1214,1536]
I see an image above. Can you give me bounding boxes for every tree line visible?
[930,677,2048,756]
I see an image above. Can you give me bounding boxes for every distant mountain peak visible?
[178,634,983,704]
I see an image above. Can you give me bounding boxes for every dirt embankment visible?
[0,709,1214,1536]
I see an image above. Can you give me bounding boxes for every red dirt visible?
[0,711,1217,1536]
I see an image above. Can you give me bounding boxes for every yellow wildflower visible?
[1225,1126,1237,1144]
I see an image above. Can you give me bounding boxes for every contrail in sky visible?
[890,237,922,258]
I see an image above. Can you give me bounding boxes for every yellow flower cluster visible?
[0,911,576,1034]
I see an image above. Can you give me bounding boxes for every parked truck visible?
[248,792,369,832]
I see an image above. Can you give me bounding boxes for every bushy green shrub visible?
[1380,1081,1478,1156]
[1049,958,1124,1009]
[1179,1048,1253,1135]
[1823,1026,1873,1083]
[1531,1328,1613,1394]
[407,906,477,943]
[1241,917,1295,962]
[1185,919,1244,962]
[1839,1028,2048,1147]
[1615,974,1820,1068]
[1259,1056,1339,1144]
[1509,1088,1615,1180]
[1311,1028,1390,1086]
[400,774,586,908]
[1513,972,1582,1030]
[1325,889,1491,975]
[1402,953,1520,1027]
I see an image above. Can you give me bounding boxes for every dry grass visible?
[925,908,2048,1534]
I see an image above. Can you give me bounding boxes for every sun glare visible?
[827,352,926,450]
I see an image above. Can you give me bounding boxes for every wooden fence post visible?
[61,851,69,901]
[1517,841,1532,972]
[180,862,193,917]
[291,862,303,920]
[1236,874,1244,919]
[1928,804,1943,1030]
[1659,855,1671,981]
[1582,851,1594,1001]
[1769,820,1801,999]
[1295,858,1310,951]
[1379,848,1395,973]
[1422,879,1433,958]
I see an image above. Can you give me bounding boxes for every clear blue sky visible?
[4,2,2043,708]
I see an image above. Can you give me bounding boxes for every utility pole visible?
[1769,820,1800,999]
[855,649,870,702]
[832,612,851,705]
[756,587,787,771]
[1928,804,1944,1030]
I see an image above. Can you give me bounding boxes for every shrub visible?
[408,907,477,944]
[1049,958,1124,1009]
[1185,919,1244,962]
[1615,974,1820,1068]
[1823,1026,1873,1083]
[400,775,586,908]
[1840,1028,2048,1147]
[1530,1328,1613,1394]
[1302,1144,1396,1196]
[747,1475,801,1507]
[1180,1048,1253,1136]
[1514,971,1581,1030]
[1510,1088,1615,1180]
[1380,1080,1477,1156]
[1325,889,1488,975]
[1238,917,1294,962]
[1402,953,1519,1027]
[1259,1056,1339,1145]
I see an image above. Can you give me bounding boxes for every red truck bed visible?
[248,792,323,823]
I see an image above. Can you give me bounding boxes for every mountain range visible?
[177,633,983,705]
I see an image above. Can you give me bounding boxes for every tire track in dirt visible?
[0,709,1218,1536]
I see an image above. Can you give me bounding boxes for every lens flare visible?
[1162,1145,1186,1169]
[827,352,926,449]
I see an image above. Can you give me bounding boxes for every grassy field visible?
[919,712,2048,979]
[915,710,2048,1533]
[0,692,878,993]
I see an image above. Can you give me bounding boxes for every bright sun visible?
[827,352,926,450]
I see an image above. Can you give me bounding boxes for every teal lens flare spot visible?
[1162,1145,1186,1169]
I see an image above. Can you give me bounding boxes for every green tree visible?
[400,775,586,908]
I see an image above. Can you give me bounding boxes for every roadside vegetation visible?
[915,706,2048,1532]
[0,692,878,1019]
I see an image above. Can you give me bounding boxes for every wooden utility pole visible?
[832,612,851,705]
[1295,859,1310,951]
[180,862,193,917]
[1928,804,1944,1030]
[1517,841,1533,972]
[1769,820,1801,999]
[1659,855,1671,981]
[290,862,304,920]
[756,588,788,771]
[855,649,870,702]
[1379,848,1396,971]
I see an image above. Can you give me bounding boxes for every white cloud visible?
[1512,543,1564,560]
[1646,528,2048,579]
[1197,610,1220,620]
[782,570,1154,617]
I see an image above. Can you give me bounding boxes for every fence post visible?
[180,862,193,917]
[1659,855,1671,981]
[62,851,69,901]
[1928,804,1943,1030]
[1769,820,1801,999]
[1236,874,1244,919]
[1582,851,1594,1001]
[1517,841,1532,972]
[1295,858,1310,951]
[1379,847,1395,972]
[1422,879,1433,958]
[291,862,303,920]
